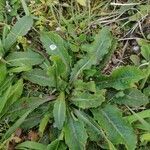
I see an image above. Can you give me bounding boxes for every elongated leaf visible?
[129,5,150,21]
[125,106,150,132]
[9,79,23,104]
[97,66,145,90]
[0,39,4,56]
[50,56,68,90]
[39,113,51,136]
[74,109,117,150]
[20,0,30,16]
[0,0,5,21]
[16,141,47,150]
[47,139,60,150]
[2,110,31,141]
[1,96,55,141]
[8,65,32,73]
[90,27,113,64]
[141,44,150,61]
[3,96,55,121]
[73,80,96,93]
[53,92,66,130]
[141,133,150,142]
[0,79,24,117]
[70,57,93,82]
[0,62,7,85]
[3,15,33,50]
[51,55,67,78]
[6,51,44,67]
[143,86,150,97]
[64,113,88,150]
[124,110,150,123]
[74,109,102,138]
[113,88,149,107]
[0,86,12,114]
[91,105,137,150]
[23,68,55,87]
[40,32,71,73]
[76,0,86,6]
[70,28,113,82]
[47,139,67,150]
[0,76,14,95]
[71,90,105,109]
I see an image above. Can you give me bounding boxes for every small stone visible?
[133,46,140,53]
[49,44,57,51]
[16,45,20,49]
[56,27,61,31]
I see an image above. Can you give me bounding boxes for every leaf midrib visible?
[101,110,129,148]
[25,73,50,81]
[8,57,41,63]
[70,118,82,150]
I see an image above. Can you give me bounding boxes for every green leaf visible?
[76,0,86,6]
[113,88,149,107]
[70,28,113,82]
[50,56,68,90]
[20,0,30,16]
[71,90,105,109]
[3,15,33,50]
[89,27,113,65]
[3,97,54,130]
[0,0,5,21]
[5,79,23,108]
[0,79,22,117]
[129,5,150,21]
[16,141,47,150]
[130,55,140,66]
[39,113,51,137]
[125,107,150,132]
[47,139,60,150]
[8,65,32,73]
[100,38,118,70]
[74,109,102,139]
[53,92,66,130]
[141,44,150,61]
[137,39,150,61]
[64,112,88,150]
[91,105,137,150]
[0,39,4,56]
[73,80,96,93]
[143,86,150,97]
[74,109,117,150]
[40,32,71,73]
[23,68,55,87]
[0,86,12,114]
[124,109,150,123]
[0,62,7,85]
[141,133,150,142]
[6,51,44,67]
[47,139,67,150]
[1,96,55,141]
[134,118,150,131]
[0,76,14,95]
[97,66,145,90]
[2,110,31,142]
[70,57,93,82]
[51,56,67,78]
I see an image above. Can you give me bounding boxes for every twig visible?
[117,40,129,66]
[110,3,141,6]
[119,37,139,41]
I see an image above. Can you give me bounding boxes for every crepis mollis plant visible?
[0,15,149,150]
